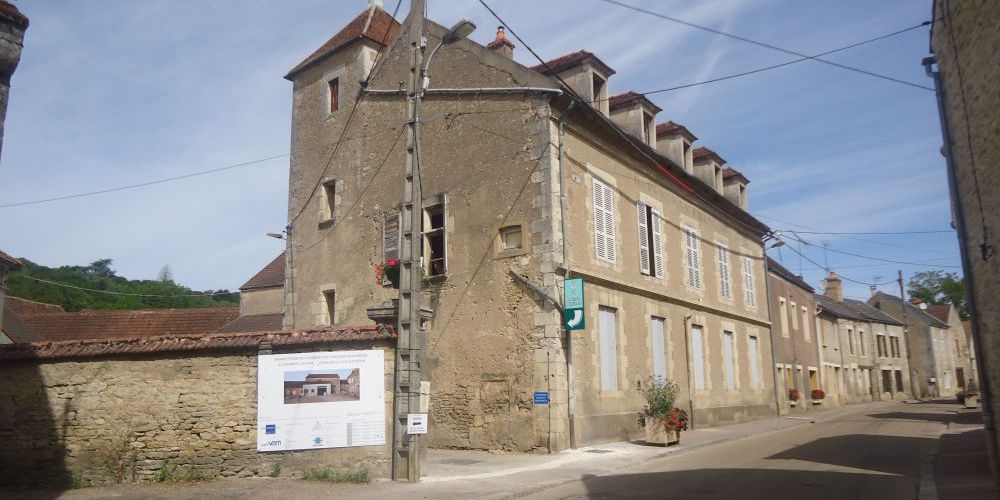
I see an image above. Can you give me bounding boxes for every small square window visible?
[500,226,522,250]
[328,78,340,113]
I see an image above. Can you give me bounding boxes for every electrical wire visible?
[786,229,953,235]
[0,154,289,208]
[585,21,931,103]
[778,240,893,286]
[784,233,962,269]
[595,0,934,92]
[18,274,236,298]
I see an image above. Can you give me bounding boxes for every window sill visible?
[496,248,527,259]
[318,218,336,229]
[423,274,447,284]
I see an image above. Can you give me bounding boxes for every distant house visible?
[0,250,23,343]
[925,303,975,392]
[216,252,285,333]
[766,257,821,412]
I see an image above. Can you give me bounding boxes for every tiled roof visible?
[608,91,662,113]
[925,304,951,323]
[15,307,239,342]
[815,294,865,321]
[0,249,21,269]
[1,310,43,343]
[285,7,400,80]
[722,167,749,184]
[5,296,65,315]
[0,1,28,29]
[241,252,286,291]
[655,121,697,140]
[767,257,814,293]
[841,299,903,326]
[870,292,951,328]
[216,313,285,333]
[531,50,616,77]
[0,325,394,361]
[693,146,725,165]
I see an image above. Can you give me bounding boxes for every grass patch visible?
[268,462,282,478]
[302,467,368,484]
[69,471,90,489]
[152,461,217,482]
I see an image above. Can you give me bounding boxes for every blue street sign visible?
[533,391,549,404]
[564,277,585,330]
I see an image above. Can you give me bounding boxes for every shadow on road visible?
[868,412,954,424]
[577,468,908,500]
[766,434,938,475]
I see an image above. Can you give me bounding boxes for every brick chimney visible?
[824,272,843,302]
[486,26,515,58]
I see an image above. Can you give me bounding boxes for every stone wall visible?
[0,337,394,488]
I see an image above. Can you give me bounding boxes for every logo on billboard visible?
[313,436,323,446]
[265,424,276,435]
[261,439,282,447]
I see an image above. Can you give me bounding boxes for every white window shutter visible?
[593,181,606,260]
[651,317,666,380]
[382,212,400,260]
[685,227,701,289]
[692,325,705,390]
[651,208,664,278]
[717,243,731,299]
[743,256,756,307]
[593,179,616,263]
[599,306,619,390]
[637,202,649,274]
[723,331,735,390]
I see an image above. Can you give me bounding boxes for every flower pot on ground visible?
[639,377,688,446]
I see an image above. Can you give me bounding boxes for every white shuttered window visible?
[637,203,664,277]
[650,208,664,277]
[593,179,616,263]
[692,325,705,390]
[723,330,736,390]
[599,306,619,390]
[717,243,732,299]
[637,202,650,274]
[742,256,756,307]
[749,335,762,389]
[684,226,702,289]
[651,316,666,380]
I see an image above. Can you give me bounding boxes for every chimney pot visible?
[824,272,844,302]
[486,25,515,58]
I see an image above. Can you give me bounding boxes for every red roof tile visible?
[5,296,65,315]
[0,1,28,29]
[655,121,697,141]
[285,7,400,80]
[722,166,749,184]
[531,50,616,77]
[607,91,662,113]
[0,249,21,269]
[693,146,726,165]
[16,307,239,342]
[0,324,394,360]
[926,304,951,323]
[216,313,284,333]
[241,252,285,291]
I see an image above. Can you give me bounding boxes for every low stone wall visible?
[0,328,395,488]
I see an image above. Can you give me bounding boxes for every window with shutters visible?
[716,243,732,299]
[691,324,706,390]
[424,199,447,276]
[749,335,762,389]
[382,212,400,261]
[636,202,663,277]
[723,330,736,390]
[328,77,340,113]
[683,226,701,289]
[650,316,666,380]
[742,256,756,307]
[592,178,616,263]
[599,306,619,390]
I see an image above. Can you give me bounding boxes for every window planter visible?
[645,423,680,446]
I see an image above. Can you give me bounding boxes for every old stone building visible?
[926,303,975,391]
[280,5,776,452]
[217,252,285,333]
[817,275,910,404]
[928,0,1000,477]
[870,292,960,398]
[765,257,821,413]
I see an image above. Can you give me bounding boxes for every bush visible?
[811,389,825,400]
[302,468,369,483]
[638,376,686,431]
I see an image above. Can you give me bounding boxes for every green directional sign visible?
[564,277,585,330]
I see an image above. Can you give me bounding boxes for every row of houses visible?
[0,3,980,458]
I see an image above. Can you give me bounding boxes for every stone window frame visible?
[318,178,342,227]
[495,224,527,258]
[322,66,347,121]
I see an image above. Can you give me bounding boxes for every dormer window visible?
[592,73,606,103]
[642,112,655,146]
[682,141,692,172]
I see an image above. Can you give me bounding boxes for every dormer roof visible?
[655,121,697,141]
[608,91,662,113]
[722,167,749,184]
[284,7,400,80]
[693,146,726,165]
[531,50,616,77]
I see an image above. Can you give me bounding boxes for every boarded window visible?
[382,212,400,260]
[742,256,756,307]
[593,178,616,263]
[651,316,666,380]
[599,306,618,390]
[717,243,731,299]
[848,329,855,354]
[723,330,736,390]
[749,335,762,389]
[683,226,701,289]
[691,324,705,390]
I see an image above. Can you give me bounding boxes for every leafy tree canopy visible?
[5,258,238,312]
[907,270,968,319]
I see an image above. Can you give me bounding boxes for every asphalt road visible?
[524,401,955,500]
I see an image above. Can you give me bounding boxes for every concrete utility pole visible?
[394,0,426,482]
[899,270,919,399]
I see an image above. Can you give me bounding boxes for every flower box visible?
[964,394,979,409]
[645,422,680,446]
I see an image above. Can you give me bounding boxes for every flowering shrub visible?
[788,388,801,401]
[374,258,400,285]
[663,408,689,432]
[811,389,825,400]
[638,376,687,432]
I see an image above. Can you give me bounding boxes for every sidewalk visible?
[927,405,997,500]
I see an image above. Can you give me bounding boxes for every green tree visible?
[907,270,968,319]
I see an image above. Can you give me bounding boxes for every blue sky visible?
[0,0,959,300]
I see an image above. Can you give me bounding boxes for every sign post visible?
[563,277,585,330]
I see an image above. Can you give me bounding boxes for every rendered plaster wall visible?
[0,342,394,487]
[240,287,284,316]
[766,272,820,413]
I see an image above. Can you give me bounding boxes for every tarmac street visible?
[9,400,993,500]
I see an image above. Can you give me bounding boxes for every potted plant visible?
[374,258,400,288]
[788,388,801,406]
[638,377,688,446]
[811,388,825,404]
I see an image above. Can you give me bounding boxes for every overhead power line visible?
[788,229,953,235]
[779,241,893,286]
[0,154,289,208]
[784,233,962,269]
[19,274,236,298]
[588,20,931,102]
[596,0,934,91]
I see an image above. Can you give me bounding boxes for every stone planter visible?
[644,422,680,446]
[965,394,979,409]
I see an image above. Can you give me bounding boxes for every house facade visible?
[280,6,775,452]
[766,257,821,413]
[927,304,975,391]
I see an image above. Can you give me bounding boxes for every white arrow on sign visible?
[566,309,584,328]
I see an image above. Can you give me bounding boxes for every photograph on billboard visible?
[257,350,385,452]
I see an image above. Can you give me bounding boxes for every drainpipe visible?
[556,101,577,448]
[682,313,695,429]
